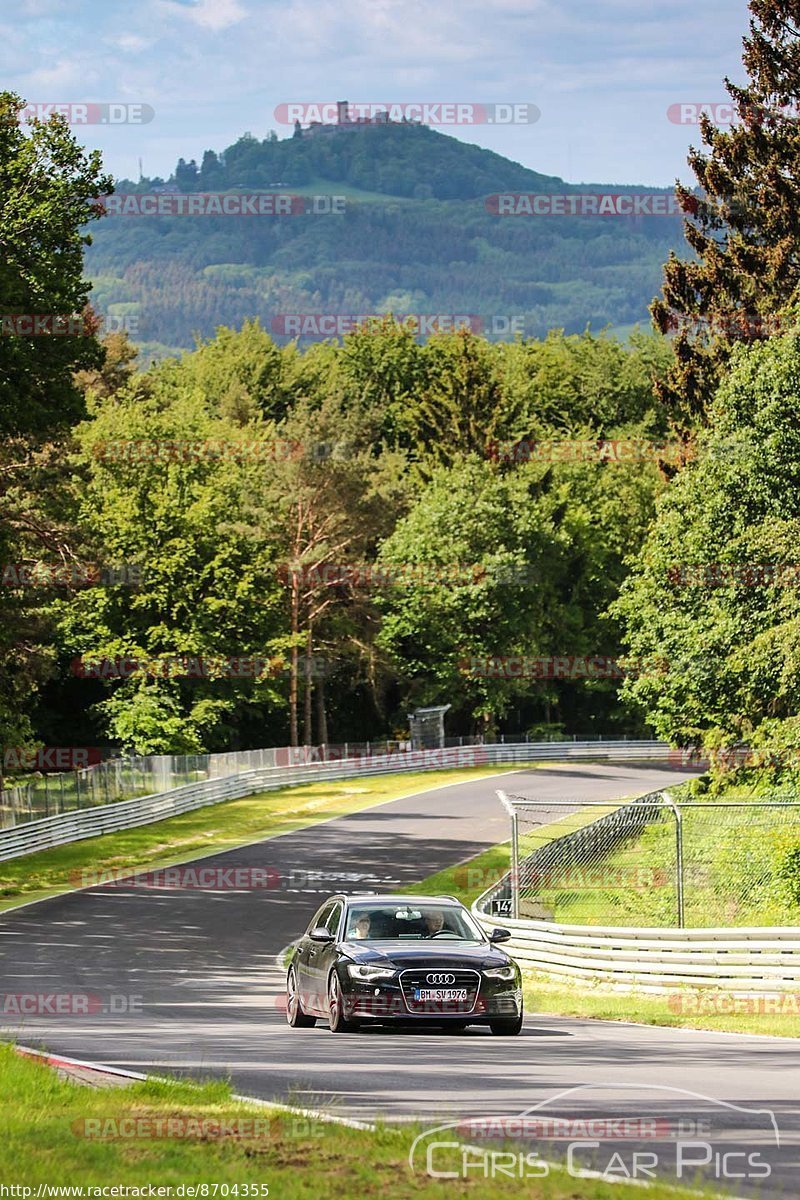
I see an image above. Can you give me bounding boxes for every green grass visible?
[0,765,523,915]
[285,179,415,204]
[0,1044,715,1198]
[406,842,512,906]
[523,974,800,1038]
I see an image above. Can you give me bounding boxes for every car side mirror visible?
[489,927,512,944]
[309,926,335,943]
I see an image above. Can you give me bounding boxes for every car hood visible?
[338,939,512,970]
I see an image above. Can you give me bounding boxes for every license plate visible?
[413,988,468,1001]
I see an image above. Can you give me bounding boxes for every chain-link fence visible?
[498,791,800,928]
[0,755,211,829]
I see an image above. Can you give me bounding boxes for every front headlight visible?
[346,963,396,981]
[483,965,516,981]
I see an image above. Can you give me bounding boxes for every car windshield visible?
[344,903,484,942]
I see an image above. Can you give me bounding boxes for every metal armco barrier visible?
[0,739,671,863]
[472,904,800,992]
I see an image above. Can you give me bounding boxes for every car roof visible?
[332,893,464,906]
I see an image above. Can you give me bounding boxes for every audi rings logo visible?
[426,973,456,985]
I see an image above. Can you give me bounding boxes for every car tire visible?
[328,970,358,1033]
[489,1013,523,1036]
[286,966,316,1028]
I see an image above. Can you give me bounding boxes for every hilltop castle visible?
[300,101,421,137]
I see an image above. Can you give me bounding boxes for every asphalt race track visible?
[2,762,799,1197]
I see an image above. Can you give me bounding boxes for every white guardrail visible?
[472,883,800,994]
[0,739,671,863]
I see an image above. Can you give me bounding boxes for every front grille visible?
[399,968,480,1015]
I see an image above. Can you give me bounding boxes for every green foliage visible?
[35,320,672,751]
[653,3,800,422]
[0,90,111,765]
[61,375,289,752]
[614,332,800,765]
[0,91,112,435]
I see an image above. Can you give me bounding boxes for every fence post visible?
[497,790,519,919]
[662,791,684,928]
[511,808,519,919]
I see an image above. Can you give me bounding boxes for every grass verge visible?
[0,765,521,916]
[1,1044,713,1198]
[522,975,800,1038]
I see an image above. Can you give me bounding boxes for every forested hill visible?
[86,122,685,356]
[200,121,566,198]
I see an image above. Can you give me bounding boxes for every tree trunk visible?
[316,673,328,746]
[289,570,299,747]
[303,626,313,746]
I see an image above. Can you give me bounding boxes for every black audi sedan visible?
[285,893,523,1034]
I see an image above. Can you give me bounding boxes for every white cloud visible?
[24,57,98,90]
[160,0,248,31]
[111,33,152,53]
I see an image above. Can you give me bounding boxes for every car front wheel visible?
[286,966,316,1028]
[489,1013,523,1036]
[328,970,358,1033]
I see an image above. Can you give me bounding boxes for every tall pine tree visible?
[653,1,800,424]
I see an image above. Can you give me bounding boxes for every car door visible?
[311,901,344,1012]
[298,901,337,1014]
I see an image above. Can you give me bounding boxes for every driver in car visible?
[423,909,446,937]
[352,914,371,939]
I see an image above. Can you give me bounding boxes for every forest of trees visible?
[5,0,800,782]
[0,288,677,755]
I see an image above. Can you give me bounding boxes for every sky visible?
[4,0,753,187]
